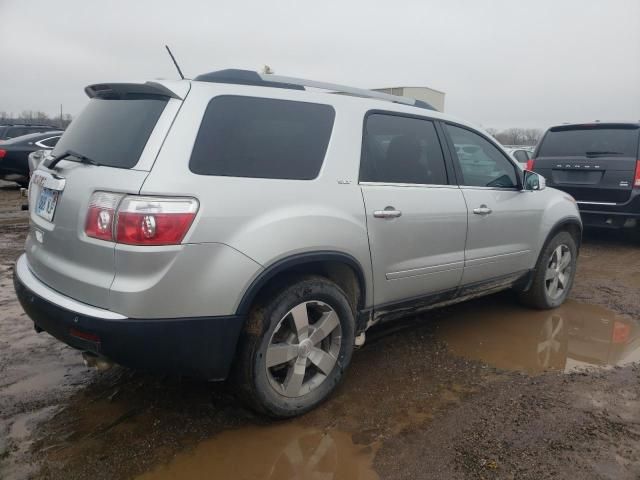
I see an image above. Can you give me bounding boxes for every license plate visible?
[35,187,59,222]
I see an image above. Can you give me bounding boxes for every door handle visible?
[473,205,493,215]
[373,207,402,219]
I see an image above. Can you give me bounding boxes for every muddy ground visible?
[0,181,638,479]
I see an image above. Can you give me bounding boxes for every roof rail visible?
[193,69,437,111]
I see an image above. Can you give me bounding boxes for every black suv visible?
[0,124,61,141]
[531,122,640,230]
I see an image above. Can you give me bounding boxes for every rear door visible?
[534,124,640,204]
[360,112,468,307]
[26,85,185,309]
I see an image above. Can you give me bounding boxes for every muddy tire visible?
[519,231,577,310]
[234,276,355,418]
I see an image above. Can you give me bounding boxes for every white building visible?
[373,86,446,112]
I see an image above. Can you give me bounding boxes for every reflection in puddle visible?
[137,424,378,480]
[438,299,640,373]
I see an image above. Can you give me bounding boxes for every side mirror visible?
[523,170,546,191]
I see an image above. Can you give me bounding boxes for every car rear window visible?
[189,96,335,180]
[538,125,640,158]
[51,97,168,169]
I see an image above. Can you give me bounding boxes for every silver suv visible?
[14,70,582,417]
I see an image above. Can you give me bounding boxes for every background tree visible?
[0,110,73,129]
[488,127,542,146]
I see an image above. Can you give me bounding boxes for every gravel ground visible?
[0,181,638,479]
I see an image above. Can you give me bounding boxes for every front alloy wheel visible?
[544,245,572,300]
[518,230,578,309]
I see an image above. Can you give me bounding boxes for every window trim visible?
[35,136,61,149]
[358,109,456,187]
[359,181,460,189]
[188,94,336,181]
[441,121,523,190]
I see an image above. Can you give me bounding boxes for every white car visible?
[504,146,534,167]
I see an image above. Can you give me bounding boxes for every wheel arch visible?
[235,251,368,318]
[545,216,583,252]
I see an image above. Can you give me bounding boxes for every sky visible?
[1,0,639,130]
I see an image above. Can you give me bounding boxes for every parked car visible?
[504,146,534,166]
[0,124,61,140]
[0,131,63,186]
[14,70,582,417]
[530,122,640,230]
[28,149,53,177]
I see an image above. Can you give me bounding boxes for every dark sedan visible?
[0,131,63,186]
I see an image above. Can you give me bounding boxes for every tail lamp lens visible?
[85,192,123,241]
[85,193,198,245]
[634,160,640,188]
[0,149,6,159]
[526,158,536,171]
[115,197,198,245]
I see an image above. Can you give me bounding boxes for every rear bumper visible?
[13,254,245,380]
[577,191,640,228]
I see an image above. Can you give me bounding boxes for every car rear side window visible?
[189,96,335,180]
[538,125,640,158]
[51,97,168,169]
[38,136,60,148]
[6,127,32,138]
[360,113,448,185]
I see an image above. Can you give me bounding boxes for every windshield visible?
[52,97,167,168]
[538,126,640,158]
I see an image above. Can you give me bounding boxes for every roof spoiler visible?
[85,82,182,100]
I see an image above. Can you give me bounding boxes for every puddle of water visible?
[438,298,640,374]
[136,424,379,480]
[0,405,61,480]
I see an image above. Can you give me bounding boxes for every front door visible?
[360,113,468,307]
[443,123,541,285]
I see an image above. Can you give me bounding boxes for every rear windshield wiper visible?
[44,149,100,169]
[585,151,624,156]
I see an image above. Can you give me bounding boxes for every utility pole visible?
[60,104,63,128]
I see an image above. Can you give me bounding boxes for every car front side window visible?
[446,124,519,188]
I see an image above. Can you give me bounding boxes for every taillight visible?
[85,193,198,245]
[85,192,123,241]
[634,160,640,189]
[526,158,536,171]
[115,196,198,245]
[0,149,6,159]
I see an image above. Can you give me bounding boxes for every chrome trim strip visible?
[459,186,520,192]
[30,170,65,191]
[577,201,618,206]
[15,254,127,320]
[359,181,459,189]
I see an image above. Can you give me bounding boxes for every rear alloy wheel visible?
[266,300,342,398]
[519,231,577,309]
[236,276,355,417]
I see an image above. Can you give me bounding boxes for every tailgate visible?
[24,82,187,309]
[535,156,637,203]
[534,124,640,204]
[26,166,149,308]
